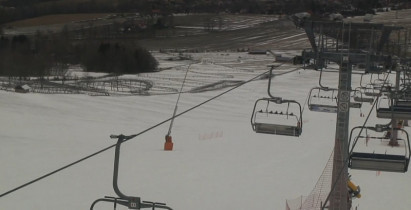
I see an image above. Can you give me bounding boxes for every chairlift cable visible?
[300,90,310,115]
[0,62,292,198]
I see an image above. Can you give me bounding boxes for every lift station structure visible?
[292,15,410,210]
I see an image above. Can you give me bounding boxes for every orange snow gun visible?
[164,135,173,151]
[348,180,361,198]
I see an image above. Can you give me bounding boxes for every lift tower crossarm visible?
[295,20,403,53]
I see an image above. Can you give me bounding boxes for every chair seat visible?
[349,152,409,173]
[254,123,301,137]
[377,106,411,119]
[308,104,338,113]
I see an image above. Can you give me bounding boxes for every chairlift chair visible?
[371,73,391,88]
[348,126,411,173]
[399,92,411,101]
[359,73,381,97]
[359,73,367,89]
[251,97,302,137]
[307,87,338,113]
[348,90,362,109]
[372,83,383,91]
[377,106,411,119]
[373,83,393,92]
[250,65,303,137]
[350,101,362,109]
[400,93,411,101]
[379,85,393,95]
[90,135,173,210]
[353,87,374,103]
[394,89,411,106]
[396,100,411,107]
[309,64,351,111]
[397,87,411,101]
[363,84,381,97]
[377,96,411,120]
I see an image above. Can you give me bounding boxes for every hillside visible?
[1,8,411,210]
[1,51,411,209]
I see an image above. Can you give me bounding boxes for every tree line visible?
[0,33,158,79]
[3,0,409,25]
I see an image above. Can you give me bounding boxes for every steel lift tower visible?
[292,16,403,210]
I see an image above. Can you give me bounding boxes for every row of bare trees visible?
[0,0,367,25]
[3,0,408,27]
[0,32,158,79]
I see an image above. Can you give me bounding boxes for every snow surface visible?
[1,52,411,210]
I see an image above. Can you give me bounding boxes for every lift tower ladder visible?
[330,54,351,210]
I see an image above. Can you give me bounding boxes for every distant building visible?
[15,84,31,93]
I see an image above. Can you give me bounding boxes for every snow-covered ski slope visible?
[1,52,411,209]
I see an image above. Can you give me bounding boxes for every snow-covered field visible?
[1,52,411,210]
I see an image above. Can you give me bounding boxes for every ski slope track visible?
[2,10,411,210]
[1,53,411,209]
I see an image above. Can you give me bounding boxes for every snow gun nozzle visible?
[110,134,126,139]
[110,134,136,141]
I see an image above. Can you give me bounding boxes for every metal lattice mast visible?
[291,15,404,210]
[329,56,352,210]
[390,68,401,146]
